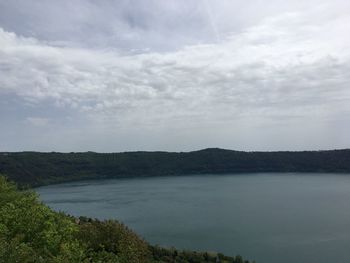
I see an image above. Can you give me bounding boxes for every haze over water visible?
[37,173,350,263]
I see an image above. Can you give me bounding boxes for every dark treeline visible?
[1,148,350,187]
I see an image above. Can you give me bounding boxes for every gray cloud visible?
[0,0,350,151]
[2,0,348,51]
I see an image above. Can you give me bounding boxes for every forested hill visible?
[1,148,350,187]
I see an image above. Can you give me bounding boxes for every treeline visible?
[1,148,350,187]
[0,176,252,263]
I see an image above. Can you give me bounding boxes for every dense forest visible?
[1,148,350,187]
[0,175,252,263]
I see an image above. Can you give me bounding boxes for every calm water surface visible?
[37,173,350,263]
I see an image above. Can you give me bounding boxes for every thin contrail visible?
[202,0,221,43]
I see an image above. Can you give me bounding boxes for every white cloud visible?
[1,9,350,116]
[0,3,350,151]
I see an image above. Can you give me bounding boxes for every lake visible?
[36,173,350,263]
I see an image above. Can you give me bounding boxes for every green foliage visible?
[0,175,253,262]
[150,246,252,263]
[76,218,151,263]
[0,176,148,262]
[0,176,86,262]
[1,149,350,187]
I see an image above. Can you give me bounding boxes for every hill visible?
[1,148,350,187]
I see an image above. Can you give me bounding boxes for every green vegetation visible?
[0,175,253,262]
[1,148,350,187]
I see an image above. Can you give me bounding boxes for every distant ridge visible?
[1,148,350,187]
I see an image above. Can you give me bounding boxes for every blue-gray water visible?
[36,173,350,263]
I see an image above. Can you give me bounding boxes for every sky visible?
[0,0,350,152]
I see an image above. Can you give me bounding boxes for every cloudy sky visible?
[1,0,350,152]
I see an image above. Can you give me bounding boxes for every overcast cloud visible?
[0,0,350,152]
